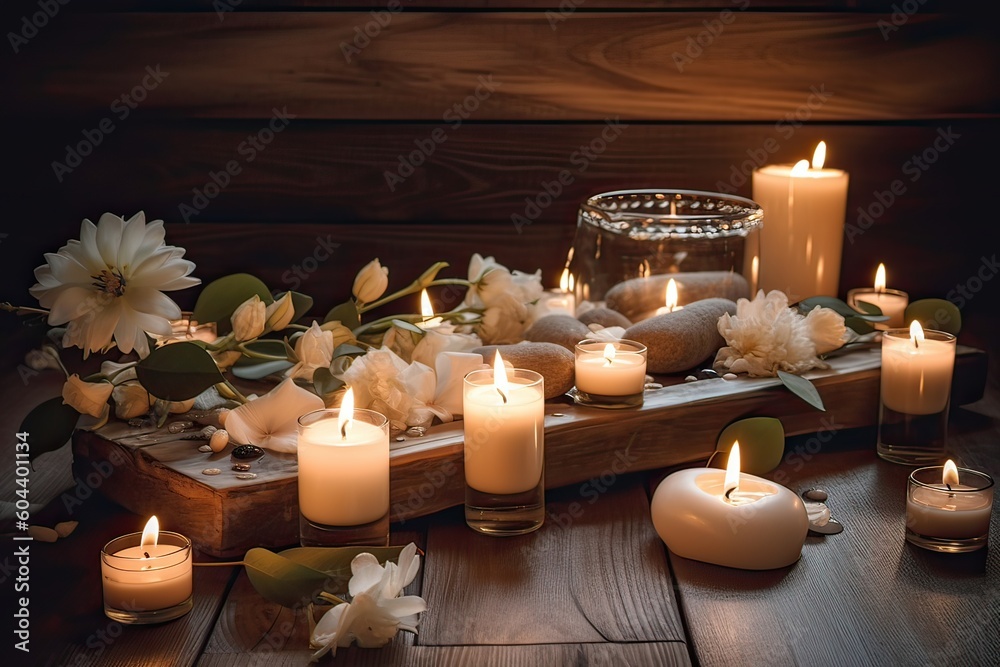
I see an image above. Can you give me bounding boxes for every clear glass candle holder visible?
[101,531,193,624]
[297,408,390,547]
[847,287,909,329]
[568,190,762,309]
[573,339,647,409]
[878,328,957,465]
[463,368,545,536]
[906,466,994,553]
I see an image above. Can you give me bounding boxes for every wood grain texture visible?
[4,13,997,121]
[420,484,686,644]
[55,1,940,10]
[668,398,1000,667]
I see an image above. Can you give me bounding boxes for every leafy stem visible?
[318,591,349,606]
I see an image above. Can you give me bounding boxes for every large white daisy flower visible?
[29,212,200,358]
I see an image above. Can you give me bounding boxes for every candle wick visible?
[496,388,508,404]
[724,487,736,501]
[914,338,919,350]
[340,422,348,439]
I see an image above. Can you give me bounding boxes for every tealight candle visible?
[906,460,994,552]
[753,141,849,299]
[297,389,390,546]
[463,352,545,535]
[878,322,956,464]
[573,339,647,408]
[651,443,809,570]
[101,516,193,624]
[847,263,908,328]
[536,269,577,318]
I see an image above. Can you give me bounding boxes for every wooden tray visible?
[73,346,987,557]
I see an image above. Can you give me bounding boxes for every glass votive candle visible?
[847,287,908,329]
[573,339,648,409]
[101,531,193,624]
[906,464,994,553]
[297,407,391,547]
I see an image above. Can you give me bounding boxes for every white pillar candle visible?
[906,461,994,545]
[574,340,647,397]
[881,322,956,415]
[463,355,544,496]
[101,516,193,615]
[753,142,849,299]
[297,393,390,526]
[651,444,809,570]
[847,263,909,328]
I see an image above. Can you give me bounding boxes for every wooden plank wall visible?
[1,1,998,355]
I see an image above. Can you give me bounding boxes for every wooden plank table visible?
[5,368,999,666]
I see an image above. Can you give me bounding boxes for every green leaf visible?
[391,319,426,336]
[313,367,345,397]
[244,545,405,608]
[714,417,785,474]
[237,339,289,360]
[799,296,887,322]
[333,343,366,359]
[287,291,314,323]
[853,300,883,316]
[135,342,225,401]
[231,360,293,380]
[844,316,876,335]
[18,397,81,461]
[905,298,961,335]
[192,274,273,333]
[777,370,825,411]
[416,261,450,287]
[324,300,360,329]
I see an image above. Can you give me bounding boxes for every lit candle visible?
[101,516,193,623]
[906,460,994,552]
[297,388,390,526]
[654,278,684,316]
[847,263,909,328]
[537,269,577,318]
[463,352,545,495]
[881,322,956,415]
[651,443,809,570]
[418,289,445,330]
[753,141,850,299]
[574,339,647,408]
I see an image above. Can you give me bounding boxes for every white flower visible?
[353,259,389,304]
[339,347,445,429]
[286,321,354,381]
[265,292,295,332]
[224,378,324,453]
[584,325,626,342]
[62,374,113,418]
[310,543,426,661]
[464,254,513,308]
[476,292,529,345]
[713,290,845,377]
[29,212,200,358]
[411,328,482,370]
[231,295,266,342]
[511,269,544,306]
[803,306,847,354]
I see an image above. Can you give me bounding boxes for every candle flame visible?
[140,516,159,552]
[420,289,435,318]
[791,159,810,176]
[603,343,616,366]
[559,268,571,292]
[338,387,355,439]
[493,351,509,401]
[943,460,960,487]
[724,442,741,499]
[666,278,679,312]
[909,320,924,349]
[568,273,575,293]
[812,141,827,170]
[875,263,887,292]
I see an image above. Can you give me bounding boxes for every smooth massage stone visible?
[472,342,575,399]
[606,271,750,322]
[231,444,265,462]
[625,298,737,374]
[577,307,633,329]
[524,315,591,352]
[804,487,829,501]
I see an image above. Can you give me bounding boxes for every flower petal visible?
[124,287,183,320]
[95,213,125,268]
[348,553,385,597]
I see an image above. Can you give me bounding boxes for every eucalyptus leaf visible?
[313,367,345,397]
[287,291,314,324]
[18,397,81,461]
[844,316,876,335]
[324,300,360,329]
[192,274,273,333]
[799,296,887,322]
[392,319,426,336]
[333,343,366,359]
[135,342,225,401]
[231,360,294,380]
[853,300,883,316]
[715,417,785,474]
[239,339,289,358]
[905,298,961,335]
[777,370,825,411]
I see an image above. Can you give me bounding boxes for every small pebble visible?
[217,408,230,427]
[645,382,663,390]
[808,517,844,535]
[551,413,565,417]
[209,428,230,453]
[231,444,264,461]
[395,436,406,442]
[28,526,59,543]
[697,369,720,380]
[127,418,147,428]
[198,444,213,453]
[723,373,738,381]
[804,487,829,501]
[168,421,194,434]
[684,375,697,382]
[235,472,257,480]
[232,463,252,472]
[405,426,427,437]
[54,521,78,538]
[202,468,222,476]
